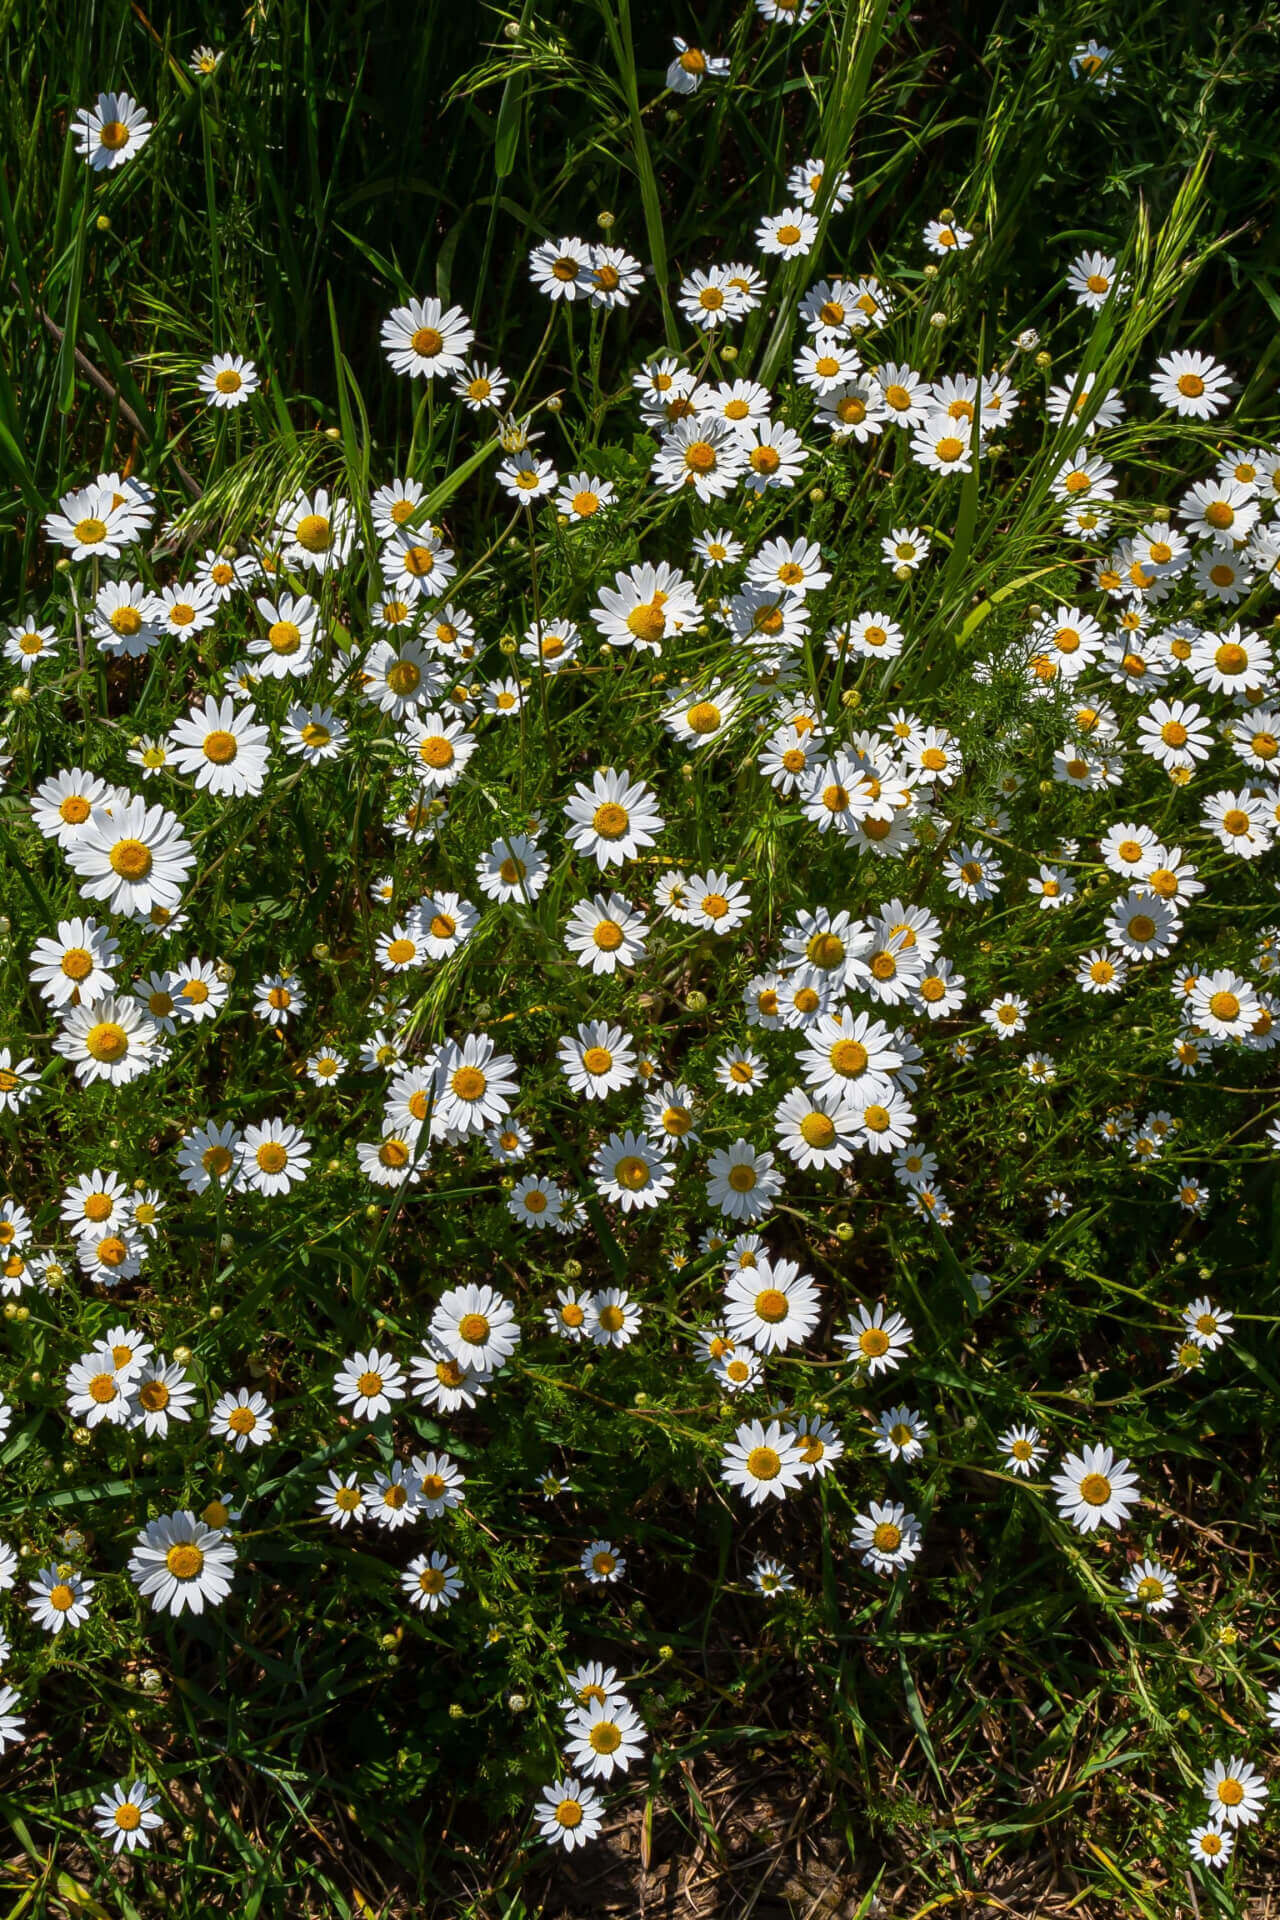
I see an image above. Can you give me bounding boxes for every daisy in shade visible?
[579,1536,625,1582]
[591,1131,675,1212]
[721,1418,808,1506]
[408,1451,466,1517]
[1202,1755,1267,1829]
[128,1509,236,1617]
[850,1500,923,1575]
[1123,1557,1177,1614]
[1000,1424,1045,1476]
[210,1386,274,1452]
[535,1776,604,1851]
[402,1551,463,1613]
[563,1698,647,1779]
[93,1779,165,1854]
[198,353,260,408]
[73,91,152,170]
[430,1282,521,1374]
[64,796,195,920]
[0,1686,24,1753]
[27,1564,94,1634]
[791,1414,843,1478]
[381,297,475,378]
[1051,1445,1140,1533]
[168,695,271,797]
[873,1405,930,1464]
[333,1348,407,1421]
[723,1257,820,1353]
[317,1473,366,1529]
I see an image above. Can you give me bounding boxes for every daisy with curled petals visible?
[850,1500,922,1575]
[453,360,509,411]
[564,768,665,869]
[1065,251,1127,309]
[1203,1755,1267,1829]
[333,1348,406,1421]
[176,1121,243,1195]
[1051,1444,1140,1533]
[72,91,152,170]
[642,1080,699,1150]
[591,1131,675,1212]
[587,244,643,308]
[358,1134,422,1188]
[430,1282,521,1375]
[667,37,730,91]
[773,1087,859,1170]
[211,1386,274,1453]
[253,972,304,1025]
[94,1779,164,1854]
[275,488,355,573]
[168,695,271,798]
[663,682,742,752]
[845,1077,915,1155]
[564,892,649,975]
[818,378,887,441]
[28,1564,93,1635]
[498,450,559,502]
[723,1257,820,1353]
[510,1174,563,1230]
[241,1118,311,1195]
[55,996,159,1087]
[248,593,318,678]
[29,917,118,1010]
[790,1414,843,1478]
[592,559,701,654]
[721,1418,807,1506]
[380,297,474,378]
[536,1776,603,1852]
[705,1138,783,1224]
[128,1509,236,1617]
[64,796,195,919]
[923,216,973,254]
[402,1551,463,1613]
[563,1696,647,1783]
[409,1451,466,1517]
[197,354,260,408]
[364,1463,418,1530]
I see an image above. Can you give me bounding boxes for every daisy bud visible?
[216,961,235,982]
[503,17,519,35]
[929,310,947,327]
[448,1703,465,1718]
[563,1259,582,1280]
[894,563,912,581]
[939,206,955,221]
[14,1306,27,1323]
[923,263,939,280]
[311,942,330,960]
[596,210,615,229]
[808,487,825,503]
[721,344,738,362]
[209,1304,223,1320]
[324,426,341,440]
[173,1347,192,1366]
[685,990,708,1013]
[1,1305,12,1320]
[1035,351,1052,368]
[96,214,111,231]
[73,1426,91,1447]
[8,684,30,705]
[835,1222,854,1242]
[546,395,563,412]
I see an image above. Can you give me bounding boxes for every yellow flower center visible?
[458,1312,491,1345]
[872,1522,902,1553]
[746,1446,781,1481]
[269,620,301,654]
[615,1156,650,1191]
[256,1142,288,1173]
[203,730,239,765]
[110,838,153,880]
[592,802,629,839]
[1176,372,1205,398]
[800,1112,836,1148]
[294,513,331,552]
[727,1164,757,1193]
[1078,1473,1111,1506]
[1204,501,1234,530]
[85,1022,128,1063]
[98,121,130,150]
[412,326,444,356]
[166,1543,205,1579]
[214,368,243,394]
